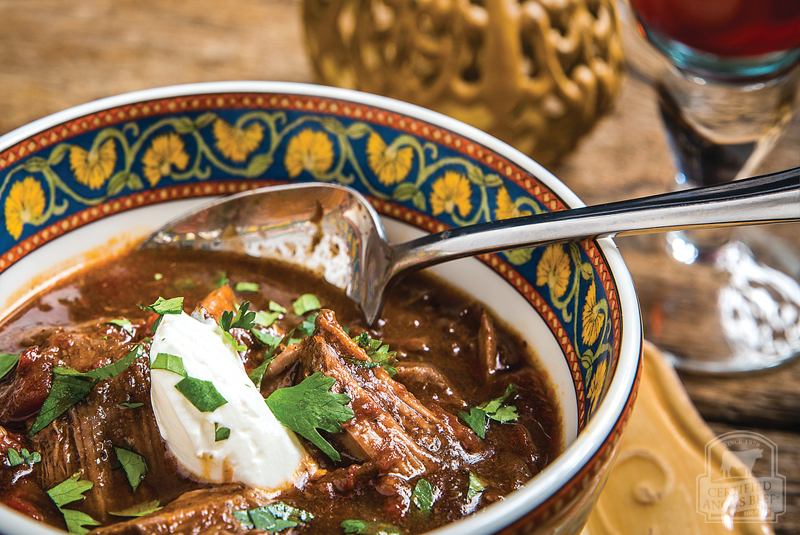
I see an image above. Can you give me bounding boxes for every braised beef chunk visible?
[298,310,481,480]
[1,320,201,525]
[0,320,146,424]
[92,485,275,535]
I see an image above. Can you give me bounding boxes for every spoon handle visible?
[390,166,800,275]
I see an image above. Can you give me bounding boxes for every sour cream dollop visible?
[149,311,313,489]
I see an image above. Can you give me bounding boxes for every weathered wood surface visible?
[0,0,798,532]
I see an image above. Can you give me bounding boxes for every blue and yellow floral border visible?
[0,92,620,430]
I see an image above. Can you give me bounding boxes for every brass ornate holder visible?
[302,0,625,166]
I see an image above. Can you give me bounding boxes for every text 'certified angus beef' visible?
[0,247,562,535]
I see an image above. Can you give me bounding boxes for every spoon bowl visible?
[142,166,800,324]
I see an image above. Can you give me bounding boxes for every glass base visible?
[626,229,800,374]
[640,23,800,80]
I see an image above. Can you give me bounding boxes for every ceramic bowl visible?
[0,81,642,535]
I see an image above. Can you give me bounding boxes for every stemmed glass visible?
[617,0,800,372]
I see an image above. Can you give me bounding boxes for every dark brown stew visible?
[0,248,561,534]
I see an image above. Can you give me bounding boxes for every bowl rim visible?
[0,81,643,535]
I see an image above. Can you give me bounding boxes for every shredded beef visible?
[296,310,482,481]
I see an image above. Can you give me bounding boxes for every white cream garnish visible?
[149,311,312,489]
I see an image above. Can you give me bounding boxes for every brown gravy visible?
[0,248,561,534]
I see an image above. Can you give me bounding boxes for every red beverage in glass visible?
[630,0,800,58]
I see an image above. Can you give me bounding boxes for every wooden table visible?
[1,1,797,532]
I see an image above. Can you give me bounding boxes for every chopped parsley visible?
[254,310,281,329]
[219,301,256,351]
[265,372,353,462]
[352,333,398,376]
[175,376,228,413]
[466,470,486,500]
[411,478,435,515]
[47,473,100,535]
[234,502,313,532]
[341,519,405,535]
[0,352,19,381]
[248,331,285,389]
[251,329,282,348]
[214,423,231,442]
[108,500,162,517]
[292,294,321,316]
[106,318,134,335]
[137,296,184,334]
[6,447,41,467]
[119,402,144,409]
[234,282,260,292]
[221,301,256,331]
[114,446,148,493]
[151,353,187,376]
[213,271,229,289]
[30,345,144,435]
[459,384,518,439]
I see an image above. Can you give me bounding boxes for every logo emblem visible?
[697,431,786,523]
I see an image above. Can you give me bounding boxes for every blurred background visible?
[0,0,798,531]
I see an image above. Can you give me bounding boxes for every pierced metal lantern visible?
[302,0,625,166]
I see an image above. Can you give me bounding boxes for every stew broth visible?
[0,247,562,534]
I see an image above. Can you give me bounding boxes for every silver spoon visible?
[141,166,800,324]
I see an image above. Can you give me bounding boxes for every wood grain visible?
[0,1,798,533]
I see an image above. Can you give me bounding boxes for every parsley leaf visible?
[298,313,318,337]
[480,384,519,422]
[47,473,100,535]
[0,352,20,381]
[220,301,256,331]
[114,446,148,493]
[253,311,281,329]
[214,271,229,289]
[352,333,398,376]
[219,301,256,351]
[459,408,488,439]
[28,343,145,434]
[233,502,313,532]
[108,500,162,517]
[265,372,353,462]
[56,344,144,381]
[6,448,41,467]
[175,376,228,412]
[341,519,405,535]
[151,353,187,376]
[30,375,98,435]
[137,296,184,334]
[106,318,134,334]
[214,423,231,442]
[62,509,101,535]
[466,470,486,500]
[235,282,260,292]
[411,478,435,515]
[459,384,518,439]
[251,329,282,348]
[269,301,288,313]
[48,473,93,508]
[292,294,321,316]
[119,402,144,409]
